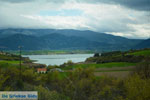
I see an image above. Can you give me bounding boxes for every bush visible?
[124,74,150,100]
[35,85,70,100]
[134,59,150,79]
[94,53,100,57]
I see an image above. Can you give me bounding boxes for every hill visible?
[0,33,111,50]
[0,34,44,50]
[135,38,150,49]
[0,28,144,50]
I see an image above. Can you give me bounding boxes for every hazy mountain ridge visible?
[0,32,110,50]
[0,34,44,50]
[0,29,146,50]
[135,39,150,49]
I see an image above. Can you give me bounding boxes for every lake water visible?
[23,54,93,66]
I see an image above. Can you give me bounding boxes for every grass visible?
[128,49,150,56]
[94,71,131,78]
[0,54,19,60]
[45,71,71,80]
[0,60,24,69]
[0,60,20,64]
[58,72,71,79]
[95,70,132,72]
[62,62,137,70]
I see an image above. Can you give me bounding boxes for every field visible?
[62,62,137,70]
[0,60,24,69]
[0,60,20,64]
[127,49,150,56]
[61,62,137,78]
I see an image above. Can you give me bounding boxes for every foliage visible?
[0,53,20,61]
[0,49,150,99]
[60,60,74,68]
[62,62,137,70]
[127,49,150,56]
[35,85,70,100]
[124,74,150,100]
[134,59,150,79]
[0,60,20,64]
[86,54,144,63]
[86,49,150,64]
[0,64,150,100]
[94,53,100,57]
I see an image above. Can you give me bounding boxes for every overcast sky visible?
[0,0,150,39]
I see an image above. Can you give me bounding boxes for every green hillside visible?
[62,62,137,70]
[127,49,150,56]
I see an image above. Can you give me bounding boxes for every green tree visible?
[124,74,150,100]
[134,59,150,79]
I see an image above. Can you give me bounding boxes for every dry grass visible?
[94,66,135,78]
[94,71,132,78]
[95,66,135,71]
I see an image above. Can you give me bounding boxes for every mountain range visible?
[135,39,150,49]
[0,28,149,51]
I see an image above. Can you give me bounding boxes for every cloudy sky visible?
[0,0,150,39]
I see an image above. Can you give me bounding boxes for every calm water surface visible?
[24,54,93,65]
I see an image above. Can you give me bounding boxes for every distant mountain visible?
[0,33,111,50]
[0,28,144,50]
[50,29,142,48]
[41,33,110,50]
[135,39,150,49]
[0,28,57,38]
[0,34,44,50]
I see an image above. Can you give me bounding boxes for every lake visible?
[23,54,93,65]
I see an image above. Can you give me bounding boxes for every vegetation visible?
[127,49,150,56]
[0,53,20,60]
[86,49,150,63]
[61,62,137,70]
[0,49,150,99]
[0,60,20,64]
[0,65,150,100]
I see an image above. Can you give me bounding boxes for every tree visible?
[94,53,100,57]
[134,58,150,79]
[124,74,150,100]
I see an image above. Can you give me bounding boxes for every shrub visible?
[124,74,150,100]
[134,59,150,79]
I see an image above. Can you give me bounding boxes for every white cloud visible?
[22,15,90,29]
[127,24,150,38]
[0,1,149,39]
[107,24,150,39]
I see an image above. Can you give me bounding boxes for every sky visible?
[0,0,150,39]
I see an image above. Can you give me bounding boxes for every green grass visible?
[62,62,137,70]
[0,54,20,60]
[0,60,24,69]
[0,60,20,64]
[128,50,150,56]
[58,72,71,79]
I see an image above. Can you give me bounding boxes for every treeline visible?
[0,61,150,100]
[0,52,20,61]
[86,49,150,63]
